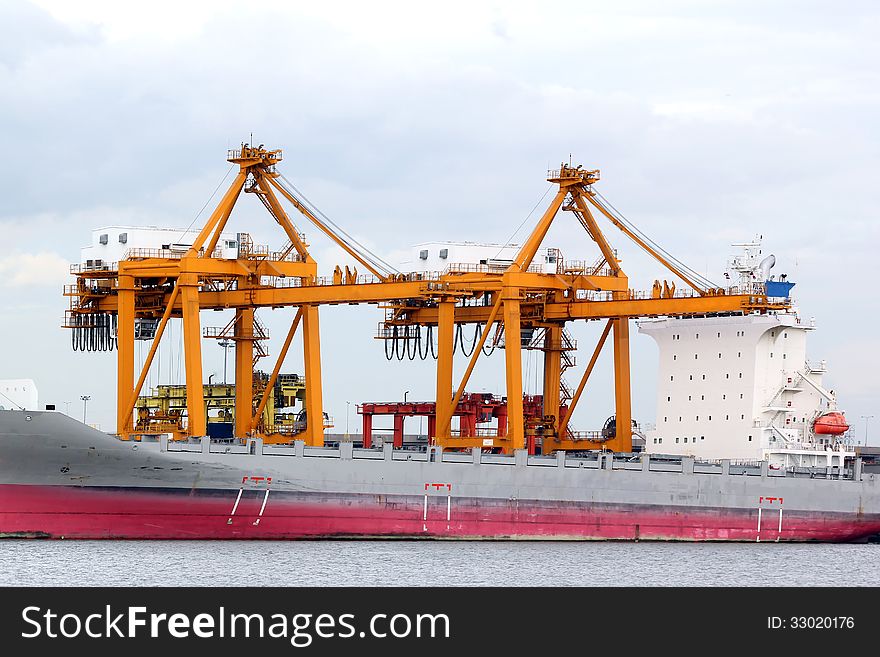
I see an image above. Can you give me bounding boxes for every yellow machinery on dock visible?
[134,373,307,441]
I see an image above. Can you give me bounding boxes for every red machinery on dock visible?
[358,393,564,454]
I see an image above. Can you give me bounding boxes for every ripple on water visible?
[1,540,878,586]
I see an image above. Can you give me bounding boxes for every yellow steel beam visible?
[116,272,136,437]
[512,189,568,271]
[565,273,629,291]
[571,192,621,275]
[180,273,206,436]
[433,301,456,444]
[93,289,784,326]
[252,260,319,280]
[197,280,428,307]
[121,257,317,280]
[88,270,633,314]
[555,319,612,443]
[436,296,504,434]
[180,258,249,277]
[404,270,629,292]
[486,271,629,292]
[187,171,248,256]
[265,175,387,280]
[542,294,776,319]
[251,308,304,432]
[611,317,632,452]
[120,284,182,437]
[541,324,563,436]
[583,192,708,296]
[205,186,242,256]
[254,173,313,260]
[301,305,324,446]
[502,287,525,451]
[234,308,255,439]
[381,294,783,325]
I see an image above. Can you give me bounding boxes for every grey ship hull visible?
[2,411,879,541]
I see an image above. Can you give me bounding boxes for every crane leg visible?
[181,274,206,437]
[302,305,324,446]
[542,324,563,446]
[503,294,524,452]
[434,301,455,446]
[234,308,254,439]
[116,273,135,438]
[612,317,632,451]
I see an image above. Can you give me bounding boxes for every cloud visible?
[0,1,96,69]
[3,0,879,429]
[651,100,758,123]
[0,252,70,287]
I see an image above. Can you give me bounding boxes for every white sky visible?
[2,0,878,439]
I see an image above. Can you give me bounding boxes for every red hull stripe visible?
[2,484,879,542]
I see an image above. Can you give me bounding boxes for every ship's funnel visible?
[759,254,776,279]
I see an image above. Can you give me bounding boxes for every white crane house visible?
[80,226,239,269]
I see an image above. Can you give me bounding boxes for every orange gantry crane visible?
[65,145,789,453]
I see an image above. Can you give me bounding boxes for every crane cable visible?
[0,388,25,410]
[455,324,479,357]
[395,326,406,361]
[428,325,437,359]
[275,174,400,278]
[407,327,418,361]
[492,184,554,262]
[417,326,430,360]
[479,323,498,356]
[592,191,718,291]
[384,327,395,361]
[174,164,236,245]
[384,323,492,361]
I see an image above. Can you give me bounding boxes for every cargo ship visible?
[1,146,877,541]
[1,404,876,541]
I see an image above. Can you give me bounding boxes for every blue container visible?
[207,422,234,439]
[764,281,795,298]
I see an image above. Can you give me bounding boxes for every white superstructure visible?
[639,239,853,469]
[0,379,38,411]
[402,241,560,274]
[80,226,239,268]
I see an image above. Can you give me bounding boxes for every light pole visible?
[345,401,351,439]
[861,415,874,446]
[80,395,91,424]
[64,401,71,416]
[218,339,233,383]
[404,390,410,403]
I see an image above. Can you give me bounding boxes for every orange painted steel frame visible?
[66,148,789,454]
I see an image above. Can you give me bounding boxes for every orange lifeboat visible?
[813,412,849,435]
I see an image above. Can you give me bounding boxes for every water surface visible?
[1,540,877,586]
